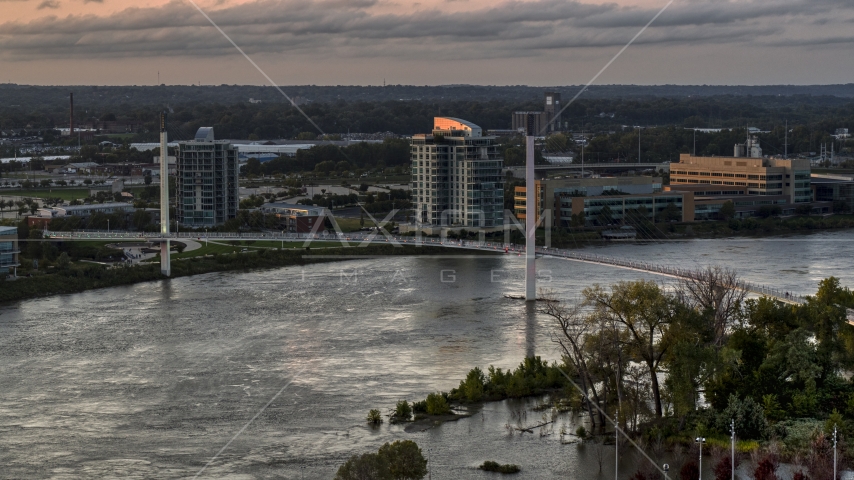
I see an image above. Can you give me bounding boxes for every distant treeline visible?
[3,91,854,143]
[241,139,410,176]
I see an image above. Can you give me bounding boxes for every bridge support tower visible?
[525,117,536,301]
[160,112,171,277]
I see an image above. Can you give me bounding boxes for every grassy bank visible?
[1,188,91,201]
[1,244,468,304]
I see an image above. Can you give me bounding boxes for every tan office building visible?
[670,154,812,204]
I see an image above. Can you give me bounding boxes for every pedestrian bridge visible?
[45,229,808,306]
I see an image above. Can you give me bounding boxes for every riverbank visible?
[0,244,479,304]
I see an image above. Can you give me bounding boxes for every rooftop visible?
[60,202,133,212]
[433,117,482,137]
[263,202,327,216]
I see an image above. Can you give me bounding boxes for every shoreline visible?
[1,244,481,305]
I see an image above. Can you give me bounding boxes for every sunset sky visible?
[0,0,851,86]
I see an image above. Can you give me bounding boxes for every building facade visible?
[411,118,504,228]
[0,226,19,277]
[176,127,239,227]
[515,177,664,221]
[261,203,327,233]
[543,92,562,132]
[514,177,692,226]
[36,202,133,218]
[511,112,547,134]
[670,154,812,204]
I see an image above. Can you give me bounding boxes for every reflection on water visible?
[1,232,853,478]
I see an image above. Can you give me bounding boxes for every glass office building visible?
[0,226,20,276]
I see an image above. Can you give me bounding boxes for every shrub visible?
[679,459,699,480]
[713,454,738,480]
[393,400,412,422]
[425,392,451,415]
[479,461,520,474]
[411,400,427,414]
[366,409,383,425]
[753,454,779,480]
[717,394,769,440]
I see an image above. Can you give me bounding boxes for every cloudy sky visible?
[0,0,851,86]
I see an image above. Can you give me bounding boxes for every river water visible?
[2,231,853,479]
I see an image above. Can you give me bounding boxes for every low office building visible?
[261,203,327,233]
[177,127,239,227]
[670,153,812,204]
[563,192,694,225]
[812,174,854,212]
[514,177,663,222]
[36,202,133,218]
[411,117,504,228]
[514,177,693,226]
[0,226,20,277]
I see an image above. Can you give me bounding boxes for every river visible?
[2,231,853,479]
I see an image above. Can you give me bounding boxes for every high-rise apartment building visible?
[176,127,239,226]
[411,117,504,228]
[670,153,812,204]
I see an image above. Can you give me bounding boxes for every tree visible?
[425,392,450,415]
[458,367,485,402]
[719,200,735,220]
[132,210,152,231]
[677,266,747,348]
[796,204,813,215]
[242,158,262,177]
[596,204,614,225]
[661,202,681,222]
[335,453,391,480]
[757,205,782,218]
[57,252,70,270]
[584,280,677,417]
[28,229,43,259]
[377,440,428,480]
[392,401,412,422]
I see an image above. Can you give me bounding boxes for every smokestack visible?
[69,92,74,135]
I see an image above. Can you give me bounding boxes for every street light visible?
[695,437,706,480]
[730,419,735,480]
[834,424,838,480]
